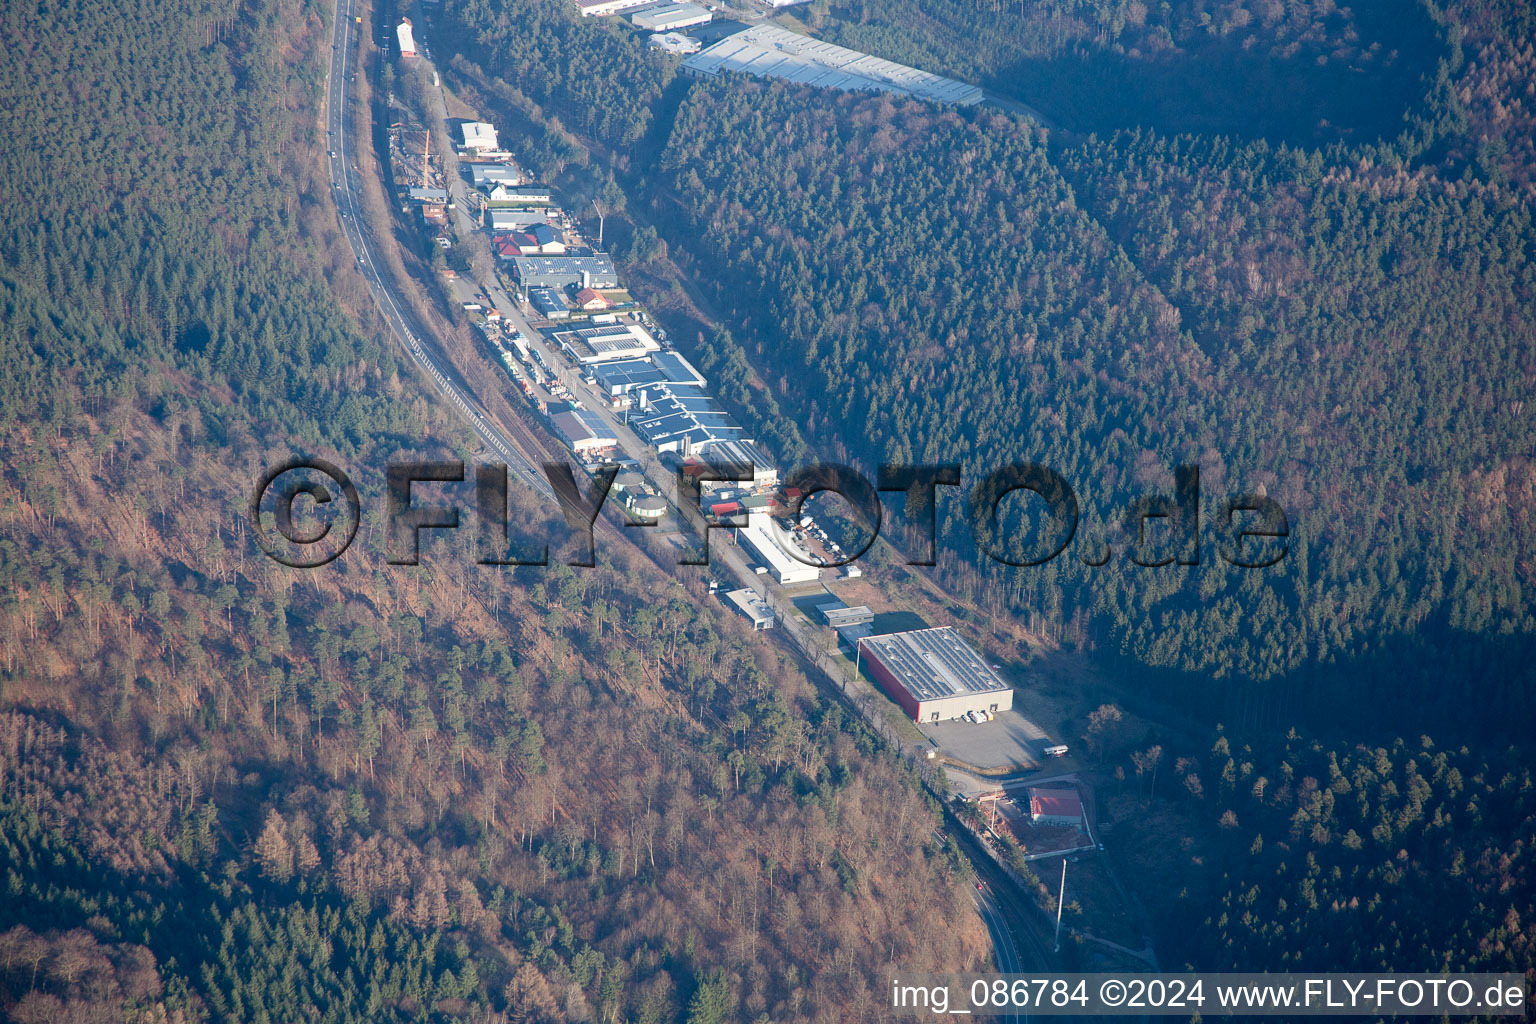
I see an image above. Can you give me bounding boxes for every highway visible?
[322,1,553,501]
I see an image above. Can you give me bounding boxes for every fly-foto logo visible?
[248,459,1289,570]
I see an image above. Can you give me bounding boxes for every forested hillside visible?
[816,0,1443,140]
[442,0,675,154]
[1094,725,1536,976]
[650,74,1536,738]
[0,0,986,1018]
[628,11,1536,981]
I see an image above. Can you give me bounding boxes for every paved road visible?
[322,3,552,501]
[974,879,1029,1024]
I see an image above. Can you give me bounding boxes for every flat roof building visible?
[648,32,702,54]
[488,208,552,232]
[551,408,618,455]
[529,288,569,320]
[858,627,1013,723]
[549,323,661,364]
[633,3,712,30]
[405,186,449,203]
[629,382,746,453]
[489,184,552,205]
[460,122,500,151]
[822,605,873,629]
[512,254,619,290]
[574,0,652,15]
[683,25,984,106]
[837,622,873,648]
[737,513,820,585]
[592,351,707,395]
[724,588,775,630]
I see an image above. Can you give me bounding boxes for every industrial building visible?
[857,627,1013,723]
[695,438,778,489]
[511,254,619,290]
[592,351,707,395]
[496,224,564,256]
[632,2,711,30]
[488,184,552,205]
[613,469,647,493]
[1028,787,1084,829]
[808,596,873,648]
[460,122,500,152]
[648,32,702,54]
[396,18,416,57]
[548,323,661,364]
[551,408,618,455]
[737,513,820,585]
[405,186,448,203]
[822,605,873,629]
[628,382,746,453]
[627,492,668,520]
[487,208,552,232]
[528,288,569,319]
[467,163,520,189]
[724,588,775,630]
[574,0,653,15]
[682,25,985,106]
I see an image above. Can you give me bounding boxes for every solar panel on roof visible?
[862,627,1010,702]
[684,25,983,105]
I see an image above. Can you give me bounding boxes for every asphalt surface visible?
[974,879,1030,1024]
[323,3,552,501]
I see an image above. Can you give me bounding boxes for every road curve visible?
[974,880,1029,1024]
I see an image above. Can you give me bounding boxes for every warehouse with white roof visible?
[460,122,500,152]
[633,2,711,30]
[858,627,1013,723]
[549,323,660,364]
[737,513,820,585]
[682,25,984,106]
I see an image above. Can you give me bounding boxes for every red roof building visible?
[1028,787,1084,829]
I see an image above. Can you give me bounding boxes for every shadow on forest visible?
[1097,621,1536,748]
[993,1,1444,145]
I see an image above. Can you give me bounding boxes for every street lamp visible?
[1053,857,1067,953]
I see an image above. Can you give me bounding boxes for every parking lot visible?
[918,706,1053,771]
